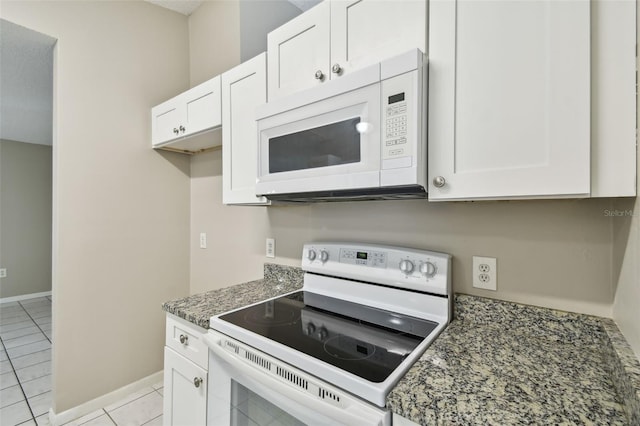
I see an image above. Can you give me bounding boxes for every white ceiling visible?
[145,0,321,16]
[146,1,204,16]
[0,19,55,146]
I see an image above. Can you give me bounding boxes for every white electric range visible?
[205,242,452,426]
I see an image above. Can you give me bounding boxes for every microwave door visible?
[256,83,381,195]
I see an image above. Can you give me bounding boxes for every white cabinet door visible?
[268,1,427,101]
[330,0,426,78]
[163,347,207,426]
[182,76,222,137]
[428,0,591,201]
[151,99,183,146]
[222,53,270,205]
[267,1,330,100]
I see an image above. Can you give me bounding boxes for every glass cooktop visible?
[218,291,438,383]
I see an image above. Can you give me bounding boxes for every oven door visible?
[205,332,390,426]
[255,81,382,196]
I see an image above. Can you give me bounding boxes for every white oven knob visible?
[420,262,437,278]
[320,250,329,263]
[307,249,317,261]
[399,259,414,274]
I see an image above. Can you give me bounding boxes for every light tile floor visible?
[0,297,163,426]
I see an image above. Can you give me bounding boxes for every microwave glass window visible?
[269,118,362,173]
[230,380,307,426]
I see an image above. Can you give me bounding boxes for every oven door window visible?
[268,118,361,174]
[231,380,306,426]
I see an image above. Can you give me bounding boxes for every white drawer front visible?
[165,314,208,369]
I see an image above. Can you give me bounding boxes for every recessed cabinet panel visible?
[152,103,182,146]
[455,1,550,173]
[428,0,591,200]
[184,76,222,136]
[163,347,207,426]
[331,0,426,77]
[222,53,269,205]
[268,1,330,100]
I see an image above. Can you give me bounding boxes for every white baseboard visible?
[0,291,52,304]
[48,371,163,426]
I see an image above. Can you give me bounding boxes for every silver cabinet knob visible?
[179,125,186,133]
[173,128,179,135]
[314,70,325,81]
[179,334,188,345]
[193,377,203,388]
[433,176,446,188]
[331,63,342,75]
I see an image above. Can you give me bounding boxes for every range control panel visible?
[301,242,451,296]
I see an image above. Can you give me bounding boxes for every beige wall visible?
[0,139,52,299]
[611,4,640,358]
[0,1,191,412]
[188,0,303,295]
[188,0,241,87]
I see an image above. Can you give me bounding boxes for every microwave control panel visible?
[382,71,415,164]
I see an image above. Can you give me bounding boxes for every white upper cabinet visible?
[330,0,426,76]
[428,0,636,201]
[267,1,330,100]
[151,76,222,154]
[267,0,426,101]
[428,0,591,201]
[222,53,270,205]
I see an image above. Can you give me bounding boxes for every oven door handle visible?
[203,334,386,426]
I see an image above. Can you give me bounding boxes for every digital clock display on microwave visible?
[388,93,405,104]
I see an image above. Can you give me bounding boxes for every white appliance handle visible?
[203,334,385,426]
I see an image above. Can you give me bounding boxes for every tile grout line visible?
[10,348,52,365]
[0,304,38,424]
[141,413,162,426]
[104,408,118,426]
[18,301,52,344]
[104,387,160,413]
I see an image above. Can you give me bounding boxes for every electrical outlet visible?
[199,232,207,249]
[0,268,6,278]
[266,238,275,258]
[472,256,497,291]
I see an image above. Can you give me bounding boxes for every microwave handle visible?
[203,333,385,426]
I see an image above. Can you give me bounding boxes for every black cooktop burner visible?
[218,291,438,383]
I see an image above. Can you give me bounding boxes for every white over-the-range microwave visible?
[255,49,427,202]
